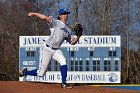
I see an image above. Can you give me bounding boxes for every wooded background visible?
[0,0,140,84]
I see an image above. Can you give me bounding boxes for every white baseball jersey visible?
[46,18,72,48]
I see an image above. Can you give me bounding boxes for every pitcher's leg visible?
[25,69,38,76]
[53,49,66,66]
[37,47,52,76]
[20,47,52,77]
[60,65,67,84]
[53,50,67,84]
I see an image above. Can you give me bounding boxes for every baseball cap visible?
[58,8,70,15]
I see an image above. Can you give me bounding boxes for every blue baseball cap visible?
[58,8,70,15]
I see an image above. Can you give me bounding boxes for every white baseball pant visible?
[37,46,66,76]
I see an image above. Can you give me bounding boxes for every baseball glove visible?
[72,23,83,37]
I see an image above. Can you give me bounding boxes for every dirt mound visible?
[0,81,139,93]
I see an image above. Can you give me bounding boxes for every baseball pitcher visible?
[20,8,83,88]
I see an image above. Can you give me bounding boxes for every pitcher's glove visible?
[72,23,83,37]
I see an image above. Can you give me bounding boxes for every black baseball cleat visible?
[61,83,73,89]
[19,68,28,77]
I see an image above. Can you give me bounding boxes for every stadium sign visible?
[20,36,120,47]
[19,36,121,83]
[19,72,120,83]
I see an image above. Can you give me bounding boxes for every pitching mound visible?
[0,81,139,93]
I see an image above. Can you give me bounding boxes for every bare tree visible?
[74,0,140,84]
[0,0,59,80]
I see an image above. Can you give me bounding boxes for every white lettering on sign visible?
[23,61,36,66]
[25,47,36,51]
